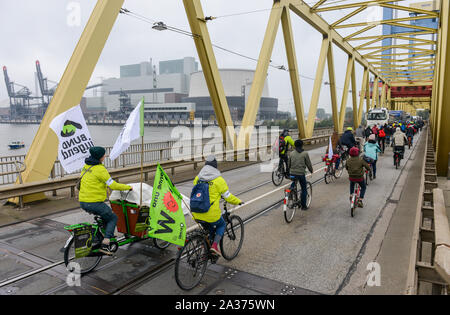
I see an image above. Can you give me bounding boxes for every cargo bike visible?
[63,192,169,275]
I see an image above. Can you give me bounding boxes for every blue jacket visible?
[364,141,381,161]
[340,130,357,148]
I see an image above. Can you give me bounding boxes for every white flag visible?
[49,105,94,173]
[328,136,333,160]
[109,99,144,161]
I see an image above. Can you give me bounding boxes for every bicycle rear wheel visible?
[220,215,245,260]
[284,189,297,223]
[272,164,284,186]
[324,166,333,184]
[175,234,208,290]
[64,237,102,275]
[305,181,312,209]
[350,195,357,217]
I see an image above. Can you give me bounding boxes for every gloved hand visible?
[239,201,245,206]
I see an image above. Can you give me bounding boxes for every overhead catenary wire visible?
[119,8,321,81]
[210,0,354,20]
[120,8,289,72]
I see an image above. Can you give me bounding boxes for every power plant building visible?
[183,69,278,121]
[82,58,278,121]
[84,57,198,113]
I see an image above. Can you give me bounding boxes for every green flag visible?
[148,164,186,246]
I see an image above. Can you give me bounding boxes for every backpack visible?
[279,136,286,154]
[379,129,385,138]
[190,180,211,213]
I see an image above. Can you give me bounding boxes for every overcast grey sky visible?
[0,0,420,114]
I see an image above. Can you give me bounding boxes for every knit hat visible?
[369,134,376,141]
[205,155,218,169]
[349,146,360,157]
[89,146,106,160]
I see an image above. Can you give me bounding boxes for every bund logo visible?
[61,120,83,137]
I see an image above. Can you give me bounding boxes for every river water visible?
[0,124,181,157]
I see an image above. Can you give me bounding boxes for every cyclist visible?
[288,140,313,210]
[364,125,373,141]
[355,125,366,150]
[192,155,243,257]
[406,124,415,147]
[384,123,393,147]
[79,146,133,256]
[377,126,386,153]
[363,134,382,179]
[393,127,408,161]
[340,127,357,151]
[278,129,295,178]
[346,147,371,208]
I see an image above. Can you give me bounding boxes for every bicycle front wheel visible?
[64,237,102,275]
[220,215,245,260]
[272,165,284,186]
[175,235,208,290]
[284,189,297,223]
[153,238,170,250]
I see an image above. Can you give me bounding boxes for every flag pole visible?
[140,97,144,207]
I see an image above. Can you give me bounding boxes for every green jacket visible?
[280,135,295,155]
[288,149,313,176]
[345,156,370,179]
[192,166,241,223]
[79,164,131,203]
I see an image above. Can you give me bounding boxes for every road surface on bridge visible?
[0,131,424,295]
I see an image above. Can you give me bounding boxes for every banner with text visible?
[148,164,186,246]
[50,105,94,173]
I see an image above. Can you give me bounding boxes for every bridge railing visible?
[406,128,450,295]
[0,127,334,186]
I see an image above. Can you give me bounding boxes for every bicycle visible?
[174,201,244,290]
[272,158,288,186]
[363,156,374,186]
[323,153,343,184]
[283,176,312,223]
[350,181,362,217]
[63,194,170,275]
[393,147,403,169]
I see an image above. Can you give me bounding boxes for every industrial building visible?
[183,69,278,121]
[84,57,198,115]
[83,61,278,122]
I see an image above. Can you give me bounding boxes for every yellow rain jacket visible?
[79,162,131,203]
[280,135,295,155]
[192,165,241,223]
